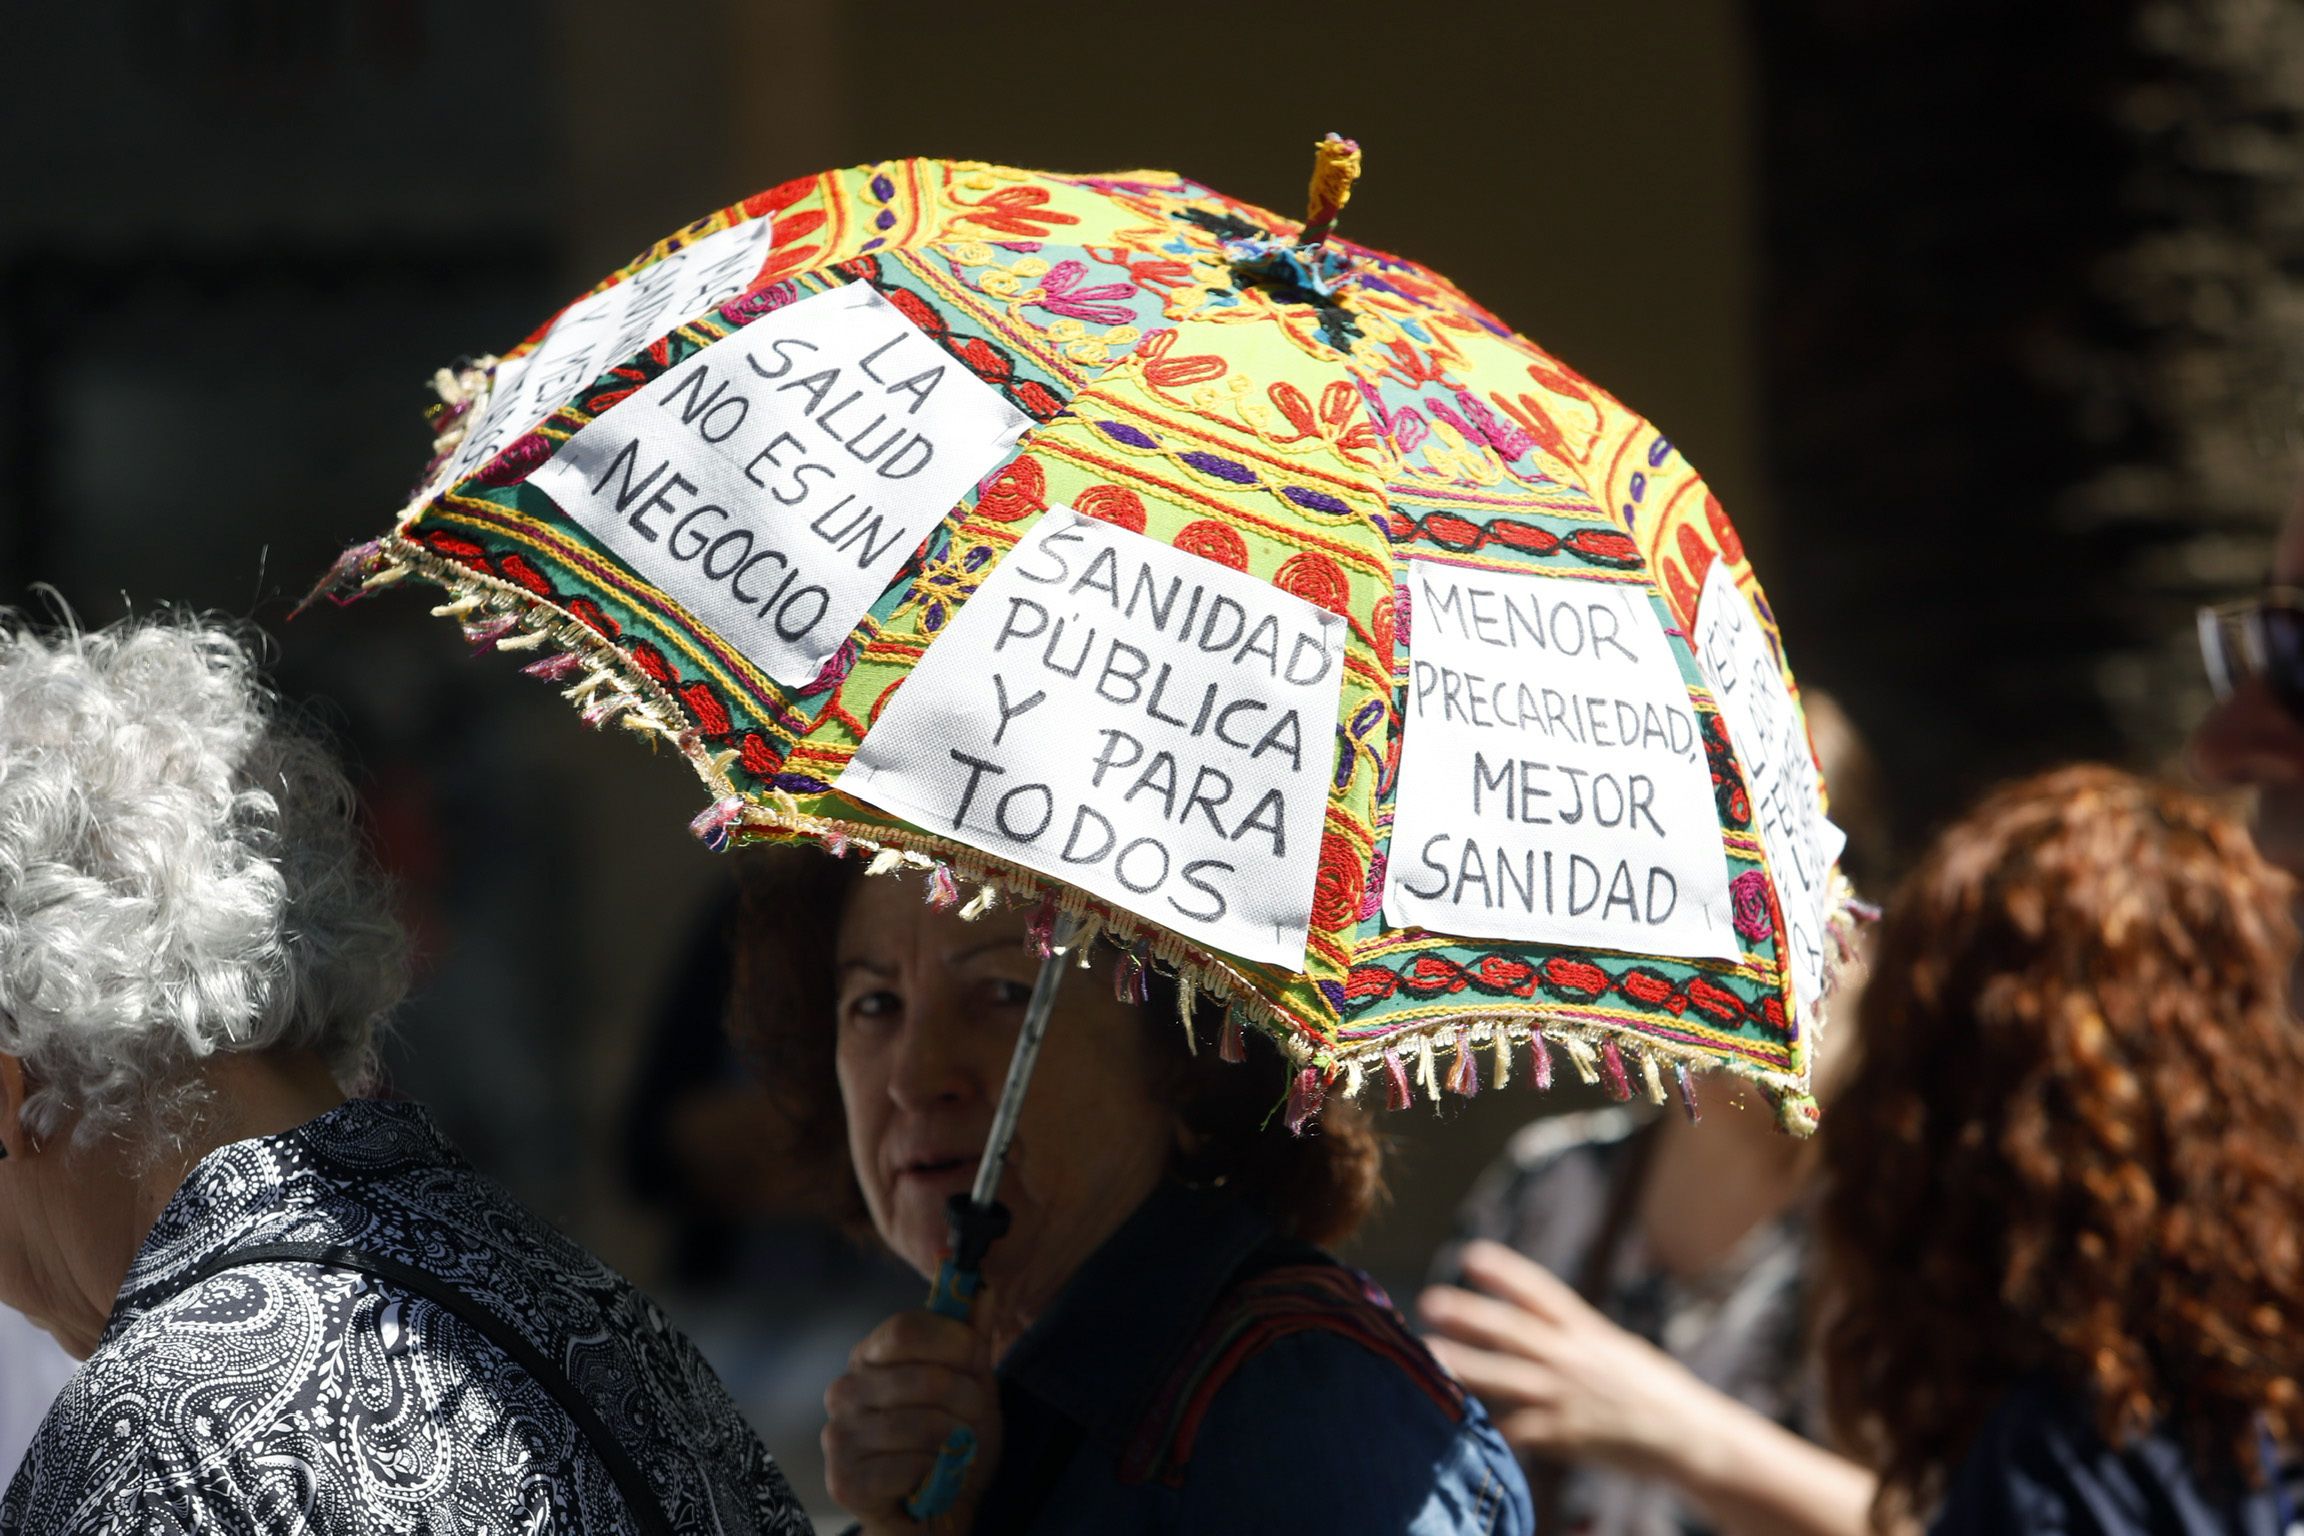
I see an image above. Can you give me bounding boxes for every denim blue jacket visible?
[1933,1377,2298,1536]
[962,1181,1533,1534]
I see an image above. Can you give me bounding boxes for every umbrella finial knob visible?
[1301,133,1362,249]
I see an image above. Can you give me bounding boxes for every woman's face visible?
[833,878,1176,1310]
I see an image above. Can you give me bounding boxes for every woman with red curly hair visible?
[1822,764,2304,1533]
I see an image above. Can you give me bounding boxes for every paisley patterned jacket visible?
[0,1099,809,1536]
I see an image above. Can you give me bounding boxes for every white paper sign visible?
[839,507,1347,967]
[529,282,1032,685]
[426,215,779,496]
[1692,559,1839,1012]
[1383,560,1738,960]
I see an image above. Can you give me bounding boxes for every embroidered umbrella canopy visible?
[316,143,1854,1132]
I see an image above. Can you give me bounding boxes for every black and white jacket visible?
[1,1099,809,1535]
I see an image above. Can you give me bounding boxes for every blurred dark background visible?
[6,0,2296,1523]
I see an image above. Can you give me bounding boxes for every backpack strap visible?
[170,1241,674,1536]
[1120,1259,1466,1488]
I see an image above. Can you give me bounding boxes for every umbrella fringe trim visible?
[326,532,1838,1138]
[1323,1014,1818,1136]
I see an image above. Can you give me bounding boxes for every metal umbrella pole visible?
[907,912,1082,1521]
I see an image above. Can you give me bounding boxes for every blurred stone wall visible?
[1755,0,2304,850]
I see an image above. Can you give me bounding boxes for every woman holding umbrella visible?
[310,141,1858,1533]
[738,852,1532,1533]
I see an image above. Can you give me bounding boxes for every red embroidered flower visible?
[1677,523,1716,587]
[973,457,1046,523]
[1074,484,1147,533]
[1125,327,1221,391]
[1563,528,1641,567]
[566,597,620,638]
[1488,520,1561,556]
[1421,512,1482,550]
[1472,955,1538,996]
[1174,520,1248,571]
[1617,968,1679,1010]
[1665,557,1699,623]
[1686,977,1744,1024]
[423,530,489,568]
[1274,552,1350,616]
[1013,381,1063,419]
[955,184,1081,240]
[1705,492,1745,565]
[496,554,553,598]
[1404,954,1469,994]
[679,681,731,737]
[957,337,1013,385]
[738,732,783,778]
[628,642,674,684]
[1541,957,1610,1001]
[885,287,946,336]
[1310,832,1366,932]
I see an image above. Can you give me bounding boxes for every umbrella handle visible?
[905,1195,1011,1523]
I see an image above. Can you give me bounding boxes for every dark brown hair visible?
[731,846,1385,1250]
[1820,766,2304,1524]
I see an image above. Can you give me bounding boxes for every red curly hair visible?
[1820,765,2304,1524]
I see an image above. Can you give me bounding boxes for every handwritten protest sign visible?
[839,507,1347,967]
[1692,559,1844,1013]
[530,282,1032,685]
[1382,560,1738,961]
[425,215,779,498]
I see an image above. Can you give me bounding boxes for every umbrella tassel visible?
[1070,915,1105,967]
[430,595,482,620]
[1344,1058,1364,1100]
[520,651,585,683]
[959,882,999,921]
[1176,973,1199,1048]
[1382,1049,1412,1110]
[824,831,851,860]
[1675,1063,1702,1123]
[358,561,411,591]
[1640,1052,1668,1105]
[1600,1040,1634,1102]
[1563,1037,1602,1086]
[579,692,629,729]
[496,626,549,652]
[464,615,519,653]
[1415,1034,1440,1102]
[1446,1030,1480,1098]
[866,847,905,878]
[1026,897,1057,957]
[686,794,747,853]
[1111,946,1150,1004]
[1529,1032,1555,1091]
[1219,1008,1247,1064]
[704,746,740,777]
[1491,1030,1512,1091]
[1285,1067,1325,1135]
[924,864,961,910]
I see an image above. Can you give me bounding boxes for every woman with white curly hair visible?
[0,613,810,1536]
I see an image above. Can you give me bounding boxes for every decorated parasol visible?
[314,139,1855,1515]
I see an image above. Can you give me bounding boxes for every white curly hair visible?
[0,611,408,1148]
